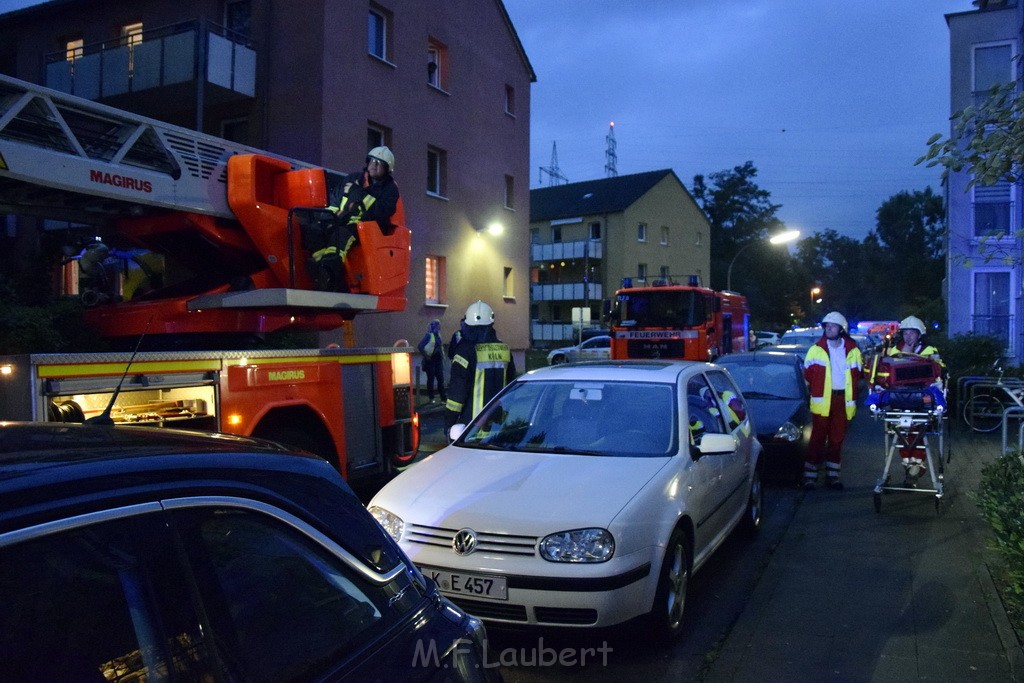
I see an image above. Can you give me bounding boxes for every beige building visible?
[0,0,534,354]
[530,170,712,344]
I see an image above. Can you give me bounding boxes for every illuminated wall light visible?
[227,414,243,426]
[0,365,12,376]
[487,222,504,236]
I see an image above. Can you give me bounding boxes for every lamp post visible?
[726,229,800,291]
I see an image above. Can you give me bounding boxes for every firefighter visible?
[887,316,942,365]
[803,311,863,490]
[310,146,400,290]
[444,300,516,434]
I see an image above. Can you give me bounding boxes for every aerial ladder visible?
[0,72,411,343]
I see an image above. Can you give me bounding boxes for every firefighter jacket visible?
[445,326,516,429]
[328,170,400,228]
[885,343,943,365]
[804,336,863,419]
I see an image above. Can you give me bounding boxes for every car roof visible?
[524,359,712,383]
[0,423,399,570]
[718,350,804,365]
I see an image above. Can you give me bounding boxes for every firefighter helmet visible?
[821,311,848,332]
[899,316,926,333]
[465,300,494,326]
[367,146,395,172]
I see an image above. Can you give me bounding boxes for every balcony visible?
[45,20,255,109]
[531,281,603,302]
[531,238,602,263]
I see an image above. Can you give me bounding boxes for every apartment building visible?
[945,0,1022,358]
[0,0,534,352]
[529,169,711,345]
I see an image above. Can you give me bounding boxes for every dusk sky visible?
[503,0,971,240]
[1,0,974,239]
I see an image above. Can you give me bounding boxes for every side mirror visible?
[448,423,467,442]
[694,432,737,457]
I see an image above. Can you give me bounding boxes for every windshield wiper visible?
[549,446,606,456]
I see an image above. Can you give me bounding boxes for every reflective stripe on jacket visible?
[804,337,863,419]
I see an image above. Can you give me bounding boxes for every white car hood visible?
[372,446,670,534]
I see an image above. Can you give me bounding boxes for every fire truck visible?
[0,74,416,483]
[607,278,750,361]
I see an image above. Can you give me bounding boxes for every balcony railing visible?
[531,238,602,263]
[531,281,603,302]
[45,20,255,101]
[973,314,1013,350]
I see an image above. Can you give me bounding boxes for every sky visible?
[502,0,971,240]
[0,0,970,240]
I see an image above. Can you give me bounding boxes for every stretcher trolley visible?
[866,354,949,514]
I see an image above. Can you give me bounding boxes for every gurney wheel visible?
[873,492,882,513]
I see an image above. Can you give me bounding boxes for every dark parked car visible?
[717,350,811,481]
[0,423,495,682]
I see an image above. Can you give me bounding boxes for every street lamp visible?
[726,229,800,291]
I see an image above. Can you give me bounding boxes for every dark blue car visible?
[0,423,497,682]
[717,350,811,482]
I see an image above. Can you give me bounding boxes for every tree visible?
[869,187,945,314]
[692,161,783,292]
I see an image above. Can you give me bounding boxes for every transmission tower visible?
[604,121,618,178]
[538,141,568,186]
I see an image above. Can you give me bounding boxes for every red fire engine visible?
[607,278,750,361]
[0,74,416,484]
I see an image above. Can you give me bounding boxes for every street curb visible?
[979,562,1024,681]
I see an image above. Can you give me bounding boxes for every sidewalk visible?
[705,411,1024,682]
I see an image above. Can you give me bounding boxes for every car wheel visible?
[645,528,689,644]
[742,466,763,536]
[549,354,567,365]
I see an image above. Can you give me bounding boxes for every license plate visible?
[425,568,508,600]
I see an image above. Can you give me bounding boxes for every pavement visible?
[411,398,1024,681]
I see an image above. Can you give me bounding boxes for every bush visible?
[976,451,1024,634]
[938,332,1006,404]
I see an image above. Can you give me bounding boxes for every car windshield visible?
[614,290,706,327]
[457,380,677,458]
[722,361,804,400]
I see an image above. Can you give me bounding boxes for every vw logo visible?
[452,528,478,555]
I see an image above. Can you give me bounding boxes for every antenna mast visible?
[605,122,618,178]
[538,141,569,186]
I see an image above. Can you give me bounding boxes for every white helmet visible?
[367,146,395,172]
[465,300,494,326]
[899,315,926,333]
[821,311,848,332]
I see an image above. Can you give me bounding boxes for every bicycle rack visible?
[1001,405,1024,454]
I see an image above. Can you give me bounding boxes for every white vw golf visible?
[369,360,762,643]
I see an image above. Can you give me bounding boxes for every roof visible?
[530,169,685,222]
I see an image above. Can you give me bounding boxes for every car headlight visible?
[368,506,405,541]
[540,528,614,563]
[774,421,801,443]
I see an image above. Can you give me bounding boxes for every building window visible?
[368,6,391,61]
[552,226,562,243]
[64,37,83,61]
[367,122,391,152]
[505,85,515,116]
[589,221,601,240]
[637,223,647,242]
[504,267,514,299]
[120,22,143,72]
[225,0,252,38]
[974,180,1012,237]
[660,225,669,246]
[427,38,447,89]
[427,147,447,197]
[221,118,249,144]
[425,255,446,304]
[973,269,1012,349]
[973,42,1013,106]
[637,263,648,280]
[504,175,515,209]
